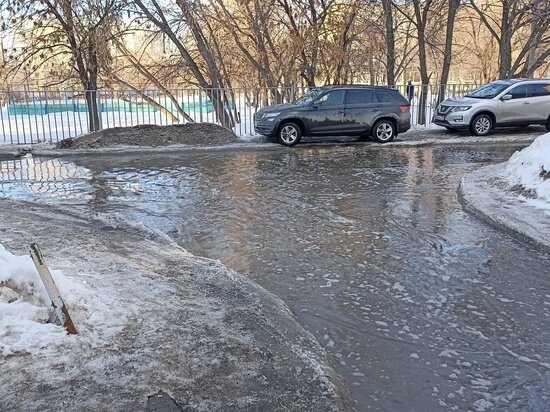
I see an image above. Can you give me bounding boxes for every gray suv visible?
[254,85,411,146]
[434,79,550,136]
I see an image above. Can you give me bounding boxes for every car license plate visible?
[434,115,444,121]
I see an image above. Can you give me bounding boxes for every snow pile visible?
[505,132,550,204]
[0,244,90,355]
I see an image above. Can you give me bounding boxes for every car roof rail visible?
[325,84,397,90]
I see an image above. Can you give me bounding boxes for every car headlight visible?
[451,106,471,112]
[264,112,280,118]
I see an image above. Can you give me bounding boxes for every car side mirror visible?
[501,94,512,101]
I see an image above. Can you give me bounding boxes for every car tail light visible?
[399,105,410,112]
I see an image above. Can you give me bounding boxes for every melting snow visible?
[0,244,92,355]
[506,132,550,207]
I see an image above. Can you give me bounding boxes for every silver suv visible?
[434,79,550,136]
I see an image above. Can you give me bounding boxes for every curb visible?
[458,163,550,253]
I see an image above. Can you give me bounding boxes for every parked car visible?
[254,85,411,146]
[434,78,550,136]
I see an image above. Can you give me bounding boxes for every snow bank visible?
[0,244,95,356]
[459,132,550,250]
[506,132,550,204]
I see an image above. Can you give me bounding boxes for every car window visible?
[508,84,530,99]
[294,89,321,105]
[465,82,510,99]
[375,90,399,103]
[346,90,376,104]
[316,90,345,106]
[531,83,550,97]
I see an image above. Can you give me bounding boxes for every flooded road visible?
[2,144,550,411]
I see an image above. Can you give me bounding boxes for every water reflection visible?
[0,156,93,202]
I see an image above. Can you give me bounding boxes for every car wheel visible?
[546,116,550,132]
[470,114,493,136]
[372,120,396,143]
[277,122,302,146]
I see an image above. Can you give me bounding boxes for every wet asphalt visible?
[1,142,550,411]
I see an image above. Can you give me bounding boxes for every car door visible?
[498,84,533,124]
[529,82,550,122]
[307,90,347,135]
[343,89,378,134]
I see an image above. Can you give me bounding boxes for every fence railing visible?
[0,83,481,145]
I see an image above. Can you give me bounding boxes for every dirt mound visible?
[57,123,238,149]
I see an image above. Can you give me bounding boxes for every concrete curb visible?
[458,162,550,252]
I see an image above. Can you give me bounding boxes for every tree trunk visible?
[523,18,539,77]
[413,1,431,125]
[369,57,376,85]
[382,0,396,86]
[436,0,460,107]
[85,30,101,132]
[499,0,512,78]
[206,88,234,129]
[85,90,101,132]
[114,77,182,123]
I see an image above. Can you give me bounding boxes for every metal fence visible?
[0,83,481,145]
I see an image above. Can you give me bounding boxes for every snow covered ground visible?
[505,132,550,208]
[460,132,550,249]
[0,198,348,410]
[0,244,89,356]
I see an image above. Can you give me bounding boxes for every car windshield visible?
[464,82,510,99]
[293,89,321,105]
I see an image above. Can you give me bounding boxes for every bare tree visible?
[276,0,336,87]
[1,0,126,131]
[111,39,194,122]
[331,1,361,84]
[461,14,499,82]
[2,0,549,125]
[394,0,440,124]
[131,0,235,127]
[469,0,550,78]
[209,0,288,101]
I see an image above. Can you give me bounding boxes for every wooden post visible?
[30,244,78,335]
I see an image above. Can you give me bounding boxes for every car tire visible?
[546,116,550,132]
[277,122,302,146]
[372,119,396,143]
[470,114,493,136]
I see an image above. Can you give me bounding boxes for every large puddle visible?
[2,144,550,411]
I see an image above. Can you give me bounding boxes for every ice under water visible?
[1,143,550,411]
